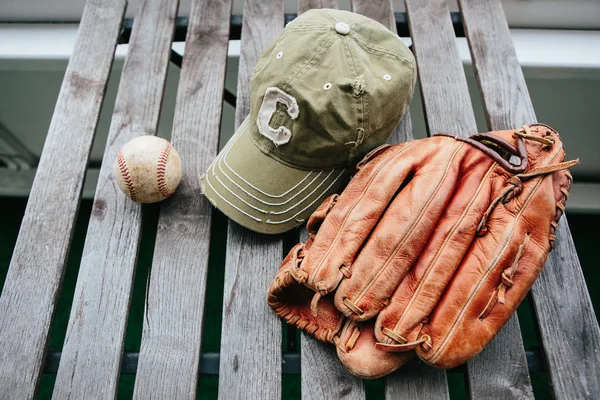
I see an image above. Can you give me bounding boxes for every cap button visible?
[335,22,350,35]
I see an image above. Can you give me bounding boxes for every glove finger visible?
[417,127,571,368]
[335,319,414,379]
[301,141,424,296]
[374,152,498,345]
[306,194,339,238]
[417,228,537,368]
[335,138,469,321]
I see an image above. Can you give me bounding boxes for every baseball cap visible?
[200,8,416,234]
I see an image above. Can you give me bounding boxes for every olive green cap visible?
[201,8,416,234]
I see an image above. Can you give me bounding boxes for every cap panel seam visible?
[322,10,367,29]
[287,25,330,31]
[341,35,365,161]
[252,30,293,79]
[351,35,416,67]
[323,10,340,24]
[348,19,368,29]
[282,31,338,93]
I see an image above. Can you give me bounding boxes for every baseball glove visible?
[267,124,577,379]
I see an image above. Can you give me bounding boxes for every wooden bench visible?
[1,0,599,398]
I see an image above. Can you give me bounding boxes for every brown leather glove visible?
[267,124,577,379]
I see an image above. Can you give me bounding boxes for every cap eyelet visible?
[383,74,391,81]
[323,82,332,90]
[276,51,283,59]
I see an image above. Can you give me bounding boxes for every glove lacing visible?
[379,126,577,353]
[478,233,530,319]
[376,328,433,353]
[476,126,578,237]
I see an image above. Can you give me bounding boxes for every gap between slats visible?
[132,0,232,398]
[217,1,285,399]
[403,0,533,398]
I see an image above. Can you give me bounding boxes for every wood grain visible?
[217,1,284,399]
[0,1,127,398]
[51,1,179,398]
[405,1,533,398]
[405,0,477,137]
[351,0,396,35]
[459,0,600,398]
[298,0,338,13]
[302,333,366,400]
[299,229,365,400]
[458,0,535,133]
[385,358,449,399]
[466,316,533,398]
[133,0,232,398]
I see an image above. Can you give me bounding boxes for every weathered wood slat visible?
[386,358,449,398]
[459,0,600,398]
[457,0,537,133]
[298,0,338,12]
[404,0,477,136]
[295,4,365,399]
[0,0,127,397]
[351,0,396,36]
[51,1,179,398]
[132,0,232,398]
[218,1,284,399]
[465,316,533,398]
[404,0,534,398]
[299,228,365,400]
[350,0,451,397]
[301,333,366,400]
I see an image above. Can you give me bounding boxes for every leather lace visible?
[476,126,578,237]
[376,327,432,352]
[333,323,361,353]
[479,233,530,319]
[513,125,555,149]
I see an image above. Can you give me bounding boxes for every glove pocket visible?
[267,243,345,343]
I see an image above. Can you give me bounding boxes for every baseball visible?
[113,136,182,203]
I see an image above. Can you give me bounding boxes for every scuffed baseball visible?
[113,136,182,203]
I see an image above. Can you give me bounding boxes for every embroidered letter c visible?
[256,87,299,146]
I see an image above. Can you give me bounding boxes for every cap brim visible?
[201,116,351,234]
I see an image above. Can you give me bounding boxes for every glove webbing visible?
[476,158,578,236]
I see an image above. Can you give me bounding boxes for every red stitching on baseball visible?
[117,149,137,201]
[157,142,174,198]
